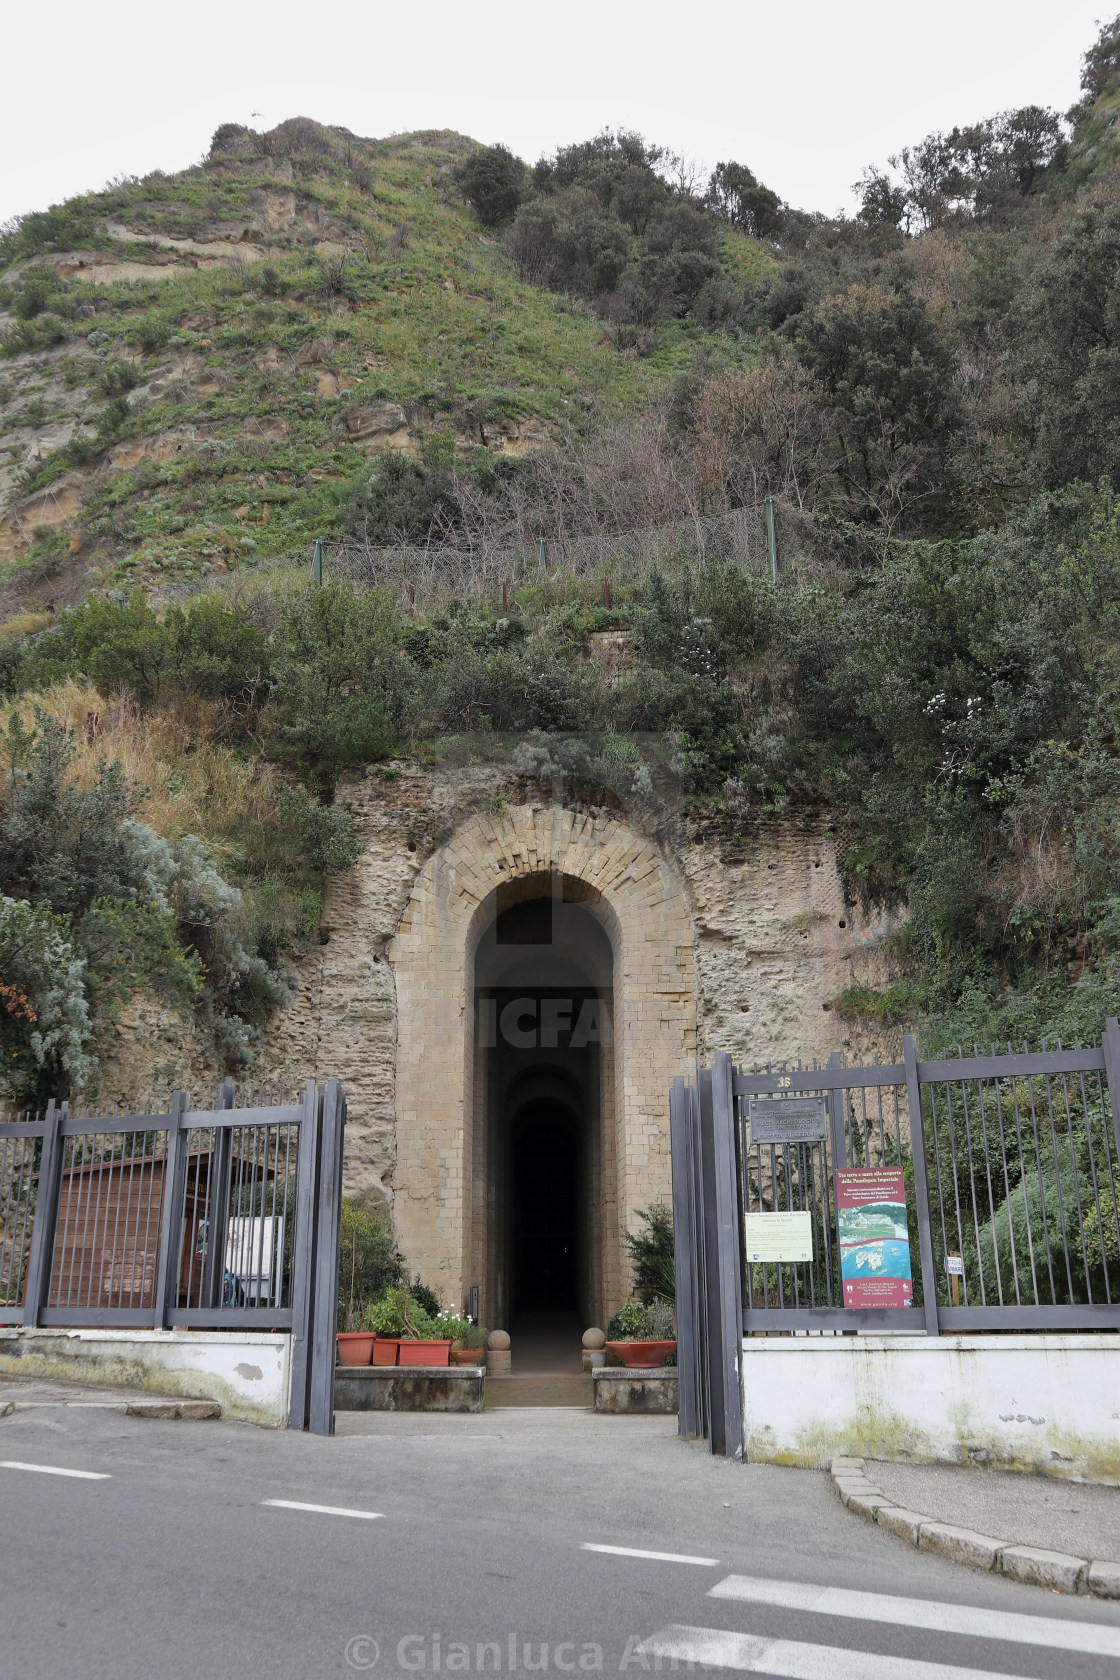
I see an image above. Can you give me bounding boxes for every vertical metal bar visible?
[202,1079,236,1309]
[154,1095,190,1327]
[138,1127,161,1310]
[23,1102,63,1325]
[943,1083,969,1301]
[670,1077,701,1440]
[903,1036,940,1337]
[1008,1055,1041,1303]
[1093,1062,1120,1299]
[0,1133,16,1302]
[710,1053,744,1460]
[1057,1067,1091,1301]
[287,1084,320,1429]
[309,1082,346,1438]
[827,1051,846,1169]
[1077,1066,1108,1302]
[55,1133,77,1310]
[73,1131,97,1309]
[1041,1072,1075,1303]
[988,1072,1022,1307]
[957,1079,987,1305]
[103,1129,126,1312]
[696,1065,725,1451]
[764,495,777,582]
[971,1076,1003,1305]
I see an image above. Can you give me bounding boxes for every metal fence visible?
[321,502,828,605]
[670,1019,1120,1454]
[0,1078,346,1434]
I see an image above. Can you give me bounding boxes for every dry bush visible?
[453,402,700,548]
[904,228,967,316]
[691,357,836,513]
[1,679,279,844]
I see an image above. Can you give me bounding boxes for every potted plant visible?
[387,1288,451,1366]
[604,1300,676,1368]
[337,1238,376,1366]
[439,1312,489,1365]
[337,1202,406,1368]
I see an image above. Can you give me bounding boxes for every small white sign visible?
[946,1254,965,1276]
[745,1211,814,1264]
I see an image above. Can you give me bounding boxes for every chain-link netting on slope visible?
[318,503,827,602]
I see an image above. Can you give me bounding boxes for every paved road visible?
[3,1404,1120,1680]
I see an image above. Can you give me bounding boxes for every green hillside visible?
[0,119,769,606]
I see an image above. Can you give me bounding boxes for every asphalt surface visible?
[4,1403,1120,1680]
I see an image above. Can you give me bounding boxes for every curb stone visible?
[126,1400,221,1420]
[829,1457,1120,1598]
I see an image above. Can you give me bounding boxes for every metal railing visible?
[0,1078,347,1433]
[670,1019,1120,1453]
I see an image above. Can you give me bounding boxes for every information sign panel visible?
[744,1210,814,1264]
[747,1096,828,1148]
[835,1168,913,1308]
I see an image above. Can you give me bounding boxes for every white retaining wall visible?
[0,1328,291,1428]
[743,1334,1120,1483]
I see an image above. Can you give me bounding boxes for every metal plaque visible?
[747,1096,828,1147]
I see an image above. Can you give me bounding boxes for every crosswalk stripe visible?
[641,1625,1037,1680]
[709,1575,1120,1661]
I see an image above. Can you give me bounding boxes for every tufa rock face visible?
[96,760,895,1306]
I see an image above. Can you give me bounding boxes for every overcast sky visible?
[0,2,1108,228]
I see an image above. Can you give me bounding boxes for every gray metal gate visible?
[0,1078,346,1434]
[672,1021,1120,1454]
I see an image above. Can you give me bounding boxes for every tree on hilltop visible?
[453,143,529,227]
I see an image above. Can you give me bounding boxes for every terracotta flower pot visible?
[336,1332,376,1366]
[605,1339,677,1369]
[450,1347,484,1366]
[371,1337,400,1366]
[398,1338,452,1366]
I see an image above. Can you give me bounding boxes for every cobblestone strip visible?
[829,1456,1120,1598]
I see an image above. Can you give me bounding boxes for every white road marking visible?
[582,1542,719,1566]
[262,1499,383,1521]
[641,1625,1038,1680]
[0,1460,109,1480]
[710,1575,1120,1660]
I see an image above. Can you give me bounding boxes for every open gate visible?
[672,1023,1120,1457]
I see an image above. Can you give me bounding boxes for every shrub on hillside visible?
[0,710,286,1086]
[0,895,94,1104]
[275,785,361,873]
[269,579,406,767]
[452,144,529,228]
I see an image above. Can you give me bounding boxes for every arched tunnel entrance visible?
[470,875,616,1346]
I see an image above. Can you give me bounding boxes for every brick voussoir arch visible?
[390,803,697,1312]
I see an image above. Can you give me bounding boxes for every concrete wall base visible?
[335,1365,485,1413]
[593,1367,678,1414]
[743,1334,1120,1483]
[0,1327,291,1428]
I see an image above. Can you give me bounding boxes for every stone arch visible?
[390,803,697,1318]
